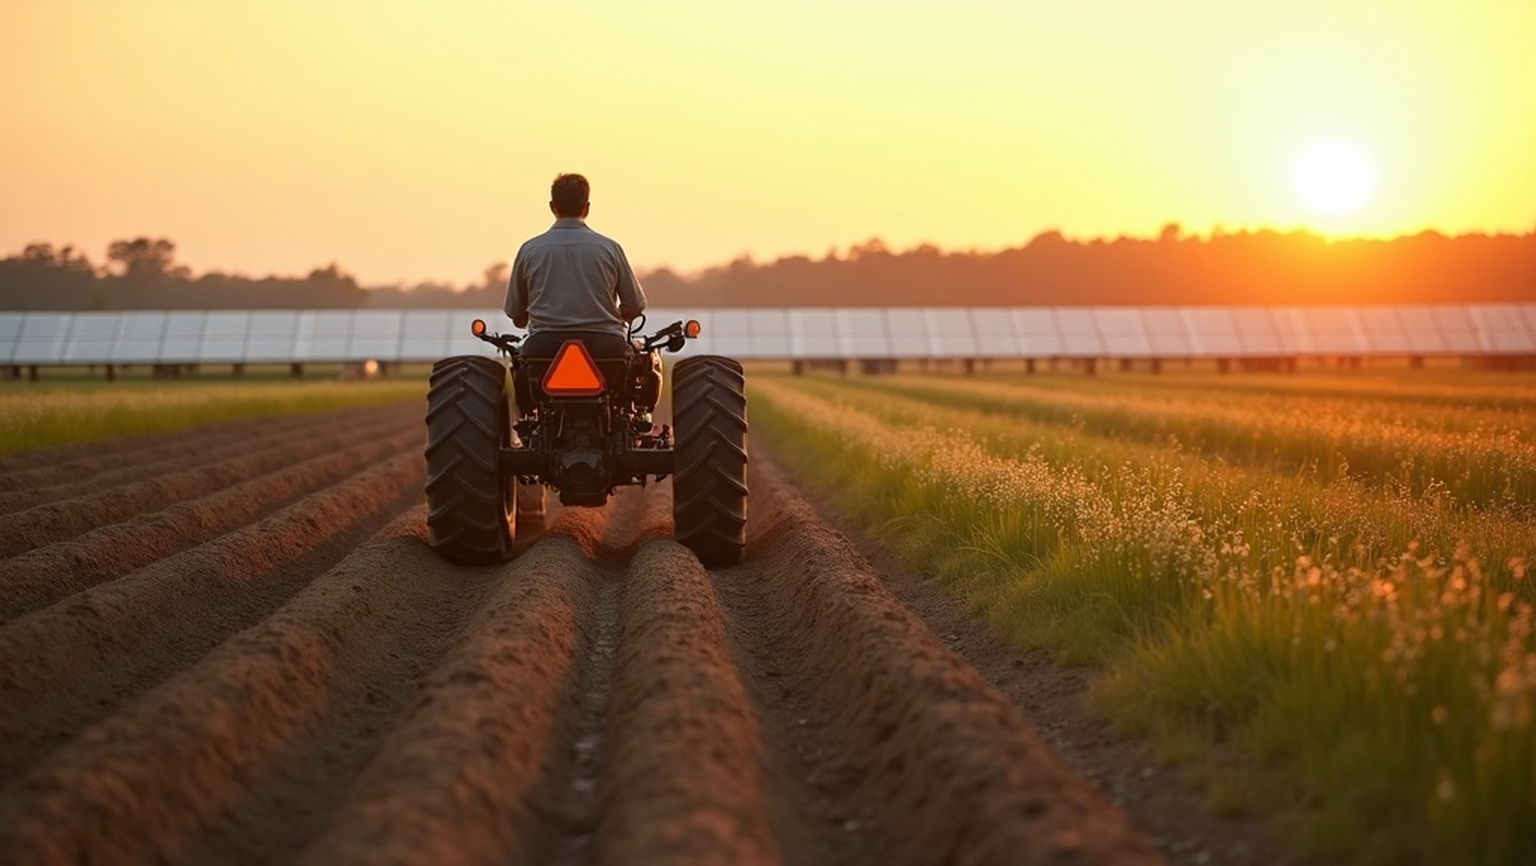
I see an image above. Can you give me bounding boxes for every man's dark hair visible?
[551,173,590,217]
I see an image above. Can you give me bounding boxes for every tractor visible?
[424,316,747,566]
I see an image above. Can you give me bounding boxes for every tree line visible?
[2,227,1533,312]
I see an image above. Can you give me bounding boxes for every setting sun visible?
[1292,139,1379,217]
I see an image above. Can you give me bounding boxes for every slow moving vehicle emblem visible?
[542,340,606,396]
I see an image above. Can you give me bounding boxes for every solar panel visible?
[884,309,936,357]
[970,309,1019,357]
[6,304,1535,369]
[1093,307,1153,357]
[1391,306,1453,355]
[398,310,457,360]
[160,311,205,363]
[840,309,890,355]
[1230,308,1283,355]
[1010,309,1064,356]
[1521,305,1536,341]
[1357,307,1413,354]
[60,313,119,363]
[1287,307,1367,355]
[0,313,24,364]
[1054,308,1104,357]
[788,309,841,357]
[1141,308,1193,355]
[246,311,300,362]
[743,308,791,358]
[349,310,404,361]
[199,311,252,363]
[11,313,73,364]
[112,311,169,363]
[1470,305,1536,353]
[924,309,978,358]
[1182,308,1244,356]
[1429,307,1482,354]
[293,311,352,362]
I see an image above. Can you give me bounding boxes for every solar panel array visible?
[2,305,1535,365]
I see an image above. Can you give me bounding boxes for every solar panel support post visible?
[290,363,304,380]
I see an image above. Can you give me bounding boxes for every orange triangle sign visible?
[541,340,606,396]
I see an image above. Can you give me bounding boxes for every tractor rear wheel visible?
[672,355,748,565]
[425,355,516,564]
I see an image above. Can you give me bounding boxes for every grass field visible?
[0,365,428,456]
[752,367,1536,866]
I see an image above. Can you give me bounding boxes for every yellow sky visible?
[2,0,1533,287]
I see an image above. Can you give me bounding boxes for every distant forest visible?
[2,227,1532,312]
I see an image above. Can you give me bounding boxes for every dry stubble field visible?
[0,398,1175,865]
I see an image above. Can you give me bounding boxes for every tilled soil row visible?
[715,469,1159,866]
[0,402,419,557]
[0,450,425,780]
[0,403,412,516]
[0,401,413,495]
[0,425,424,621]
[0,411,1162,865]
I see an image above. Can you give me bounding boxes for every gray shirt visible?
[505,218,647,337]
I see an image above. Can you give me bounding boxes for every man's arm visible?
[613,244,647,321]
[505,253,530,329]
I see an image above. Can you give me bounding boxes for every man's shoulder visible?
[576,224,622,246]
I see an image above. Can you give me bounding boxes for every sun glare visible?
[1292,139,1378,217]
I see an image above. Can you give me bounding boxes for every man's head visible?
[550,173,590,219]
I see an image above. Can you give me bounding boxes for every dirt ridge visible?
[0,451,423,778]
[0,403,409,515]
[0,403,418,556]
[0,402,413,492]
[0,426,421,620]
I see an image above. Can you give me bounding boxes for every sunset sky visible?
[3,1,1533,288]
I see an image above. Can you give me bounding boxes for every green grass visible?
[750,369,1536,865]
[0,369,427,456]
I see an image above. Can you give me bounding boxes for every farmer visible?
[505,172,648,359]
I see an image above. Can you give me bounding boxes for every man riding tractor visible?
[421,173,748,566]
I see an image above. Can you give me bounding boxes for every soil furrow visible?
[293,526,603,866]
[0,402,412,515]
[0,401,413,492]
[540,486,662,865]
[0,406,419,557]
[0,427,422,621]
[715,465,1162,866]
[178,508,515,865]
[0,452,423,780]
[0,509,450,865]
[593,534,779,866]
[544,565,621,866]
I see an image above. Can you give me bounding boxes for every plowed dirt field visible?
[0,399,1164,865]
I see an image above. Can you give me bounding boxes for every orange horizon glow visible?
[2,0,1533,288]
